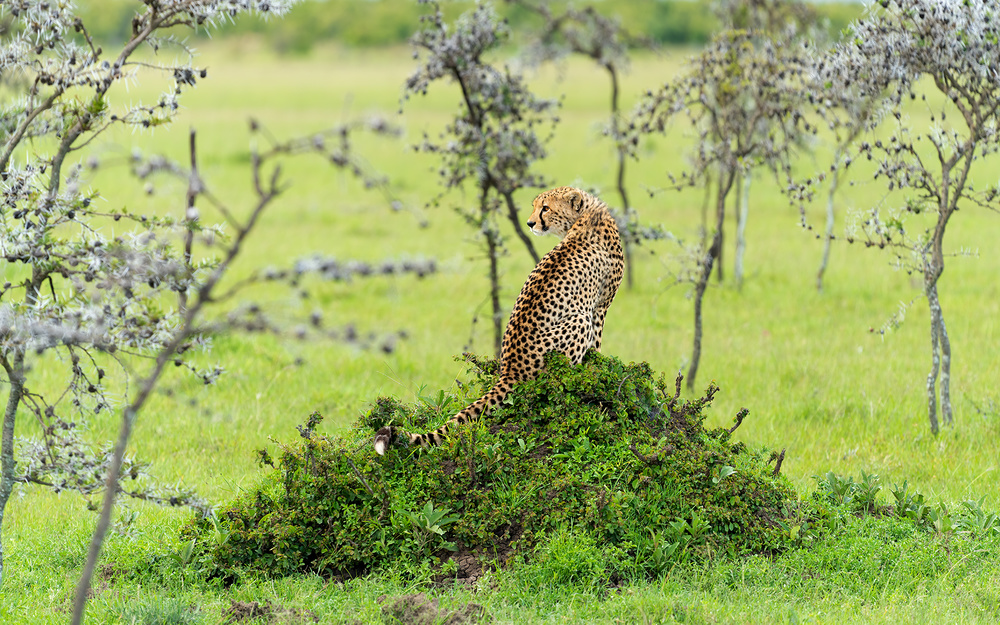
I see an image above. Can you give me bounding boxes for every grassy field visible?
[3,39,1000,623]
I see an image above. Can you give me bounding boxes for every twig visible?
[615,374,633,401]
[628,442,661,466]
[181,128,199,310]
[770,448,786,478]
[729,408,749,434]
[666,373,683,411]
[343,453,375,498]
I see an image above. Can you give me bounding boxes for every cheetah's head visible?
[527,186,585,237]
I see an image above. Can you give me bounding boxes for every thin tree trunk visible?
[817,154,840,292]
[734,171,750,291]
[929,212,953,428]
[925,280,942,436]
[732,173,741,277]
[70,347,174,624]
[926,280,952,429]
[608,65,634,291]
[924,181,954,432]
[181,129,199,311]
[0,351,25,589]
[483,197,503,356]
[487,230,502,357]
[700,171,711,251]
[715,189,725,284]
[73,128,281,622]
[938,314,954,427]
[70,409,135,625]
[616,140,633,290]
[687,171,734,390]
[686,241,715,391]
[0,274,42,588]
[940,303,953,427]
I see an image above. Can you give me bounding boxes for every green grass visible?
[4,40,1000,623]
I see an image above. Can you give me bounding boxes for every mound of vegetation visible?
[186,351,802,581]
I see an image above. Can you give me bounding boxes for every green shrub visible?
[185,351,804,581]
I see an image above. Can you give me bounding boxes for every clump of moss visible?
[187,351,800,580]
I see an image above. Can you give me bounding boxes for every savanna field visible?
[4,30,1000,625]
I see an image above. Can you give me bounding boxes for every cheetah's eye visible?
[541,205,548,213]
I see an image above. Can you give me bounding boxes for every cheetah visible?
[373,186,624,455]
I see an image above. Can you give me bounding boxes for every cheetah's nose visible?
[526,220,535,228]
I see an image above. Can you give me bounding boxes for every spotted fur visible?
[374,186,624,455]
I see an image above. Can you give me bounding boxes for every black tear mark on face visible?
[539,205,548,231]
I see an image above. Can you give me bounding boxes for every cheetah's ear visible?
[568,188,583,210]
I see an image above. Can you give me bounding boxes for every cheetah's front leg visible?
[592,307,608,351]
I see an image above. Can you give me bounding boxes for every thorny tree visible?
[814,0,1000,434]
[0,0,263,592]
[723,0,875,293]
[404,0,558,355]
[712,0,825,289]
[0,0,432,612]
[510,0,655,290]
[633,29,812,389]
[67,121,429,625]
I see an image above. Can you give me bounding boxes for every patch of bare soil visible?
[377,593,490,625]
[222,599,319,624]
[430,524,522,588]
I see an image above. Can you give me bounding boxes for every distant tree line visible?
[77,0,862,51]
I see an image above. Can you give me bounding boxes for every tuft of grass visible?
[117,597,201,625]
[516,527,611,590]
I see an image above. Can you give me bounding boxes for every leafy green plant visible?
[954,498,1000,537]
[813,470,882,513]
[854,470,882,512]
[402,502,461,556]
[169,539,198,569]
[416,386,457,416]
[814,471,857,507]
[631,529,680,576]
[776,502,821,548]
[927,503,953,535]
[890,479,933,528]
[712,465,737,485]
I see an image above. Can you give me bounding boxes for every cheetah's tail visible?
[373,380,511,455]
